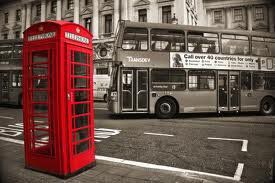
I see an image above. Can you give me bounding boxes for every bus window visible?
[0,44,13,59]
[188,32,219,54]
[252,37,275,56]
[221,34,249,55]
[122,28,148,51]
[151,69,186,91]
[151,29,185,52]
[253,72,265,90]
[264,72,275,90]
[11,73,22,87]
[241,71,251,90]
[188,70,215,90]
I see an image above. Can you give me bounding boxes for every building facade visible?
[200,0,275,32]
[0,0,200,75]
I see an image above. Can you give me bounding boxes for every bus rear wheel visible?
[156,98,177,119]
[260,97,275,116]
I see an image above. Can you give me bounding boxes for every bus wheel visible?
[260,97,275,116]
[156,98,177,119]
[18,95,23,107]
[104,94,108,103]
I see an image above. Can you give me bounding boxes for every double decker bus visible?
[0,39,23,106]
[108,21,275,118]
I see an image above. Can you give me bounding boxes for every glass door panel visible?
[218,72,228,111]
[30,50,54,156]
[122,70,133,111]
[136,70,148,111]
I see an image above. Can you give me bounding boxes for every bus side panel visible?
[240,90,258,111]
[179,91,217,113]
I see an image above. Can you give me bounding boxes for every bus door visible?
[121,69,148,112]
[218,71,240,112]
[0,72,9,103]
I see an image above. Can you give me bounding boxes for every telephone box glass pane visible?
[74,115,88,128]
[73,78,88,88]
[74,52,87,64]
[75,141,89,154]
[74,91,88,101]
[33,51,48,63]
[73,103,88,115]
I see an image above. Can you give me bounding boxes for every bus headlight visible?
[110,91,117,101]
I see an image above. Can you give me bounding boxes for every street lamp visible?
[171,13,178,24]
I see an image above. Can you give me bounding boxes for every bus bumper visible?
[107,100,120,114]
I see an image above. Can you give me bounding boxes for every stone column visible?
[41,0,46,22]
[121,0,128,21]
[246,5,252,31]
[21,4,26,36]
[92,0,99,39]
[268,5,274,32]
[149,0,158,23]
[127,0,133,21]
[26,3,32,29]
[175,0,185,25]
[114,0,120,30]
[56,0,62,20]
[74,0,80,23]
[225,8,231,29]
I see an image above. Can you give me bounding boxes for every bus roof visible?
[122,20,275,38]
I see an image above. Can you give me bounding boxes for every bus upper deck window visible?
[187,32,219,54]
[222,34,249,55]
[151,29,184,52]
[122,28,148,51]
[252,37,275,57]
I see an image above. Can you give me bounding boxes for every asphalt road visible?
[0,102,275,183]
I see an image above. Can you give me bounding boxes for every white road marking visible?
[0,116,14,120]
[0,137,242,181]
[0,137,24,144]
[94,108,108,110]
[144,132,174,137]
[95,155,237,181]
[234,163,244,181]
[207,137,248,152]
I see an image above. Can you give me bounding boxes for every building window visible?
[213,10,222,23]
[85,0,92,5]
[16,9,21,21]
[51,1,57,14]
[36,4,41,16]
[68,0,74,10]
[84,18,92,32]
[104,14,112,34]
[3,34,8,40]
[138,9,147,22]
[234,8,243,21]
[96,68,108,75]
[15,31,20,39]
[255,7,264,20]
[162,6,171,23]
[4,13,8,24]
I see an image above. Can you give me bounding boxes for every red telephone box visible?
[23,21,95,178]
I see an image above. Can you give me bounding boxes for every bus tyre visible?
[156,98,177,119]
[104,94,108,103]
[18,95,23,107]
[260,97,275,116]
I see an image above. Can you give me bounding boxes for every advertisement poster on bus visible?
[170,52,275,71]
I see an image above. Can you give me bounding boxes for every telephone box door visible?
[66,44,94,173]
[26,44,59,170]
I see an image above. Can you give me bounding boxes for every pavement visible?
[0,139,241,183]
